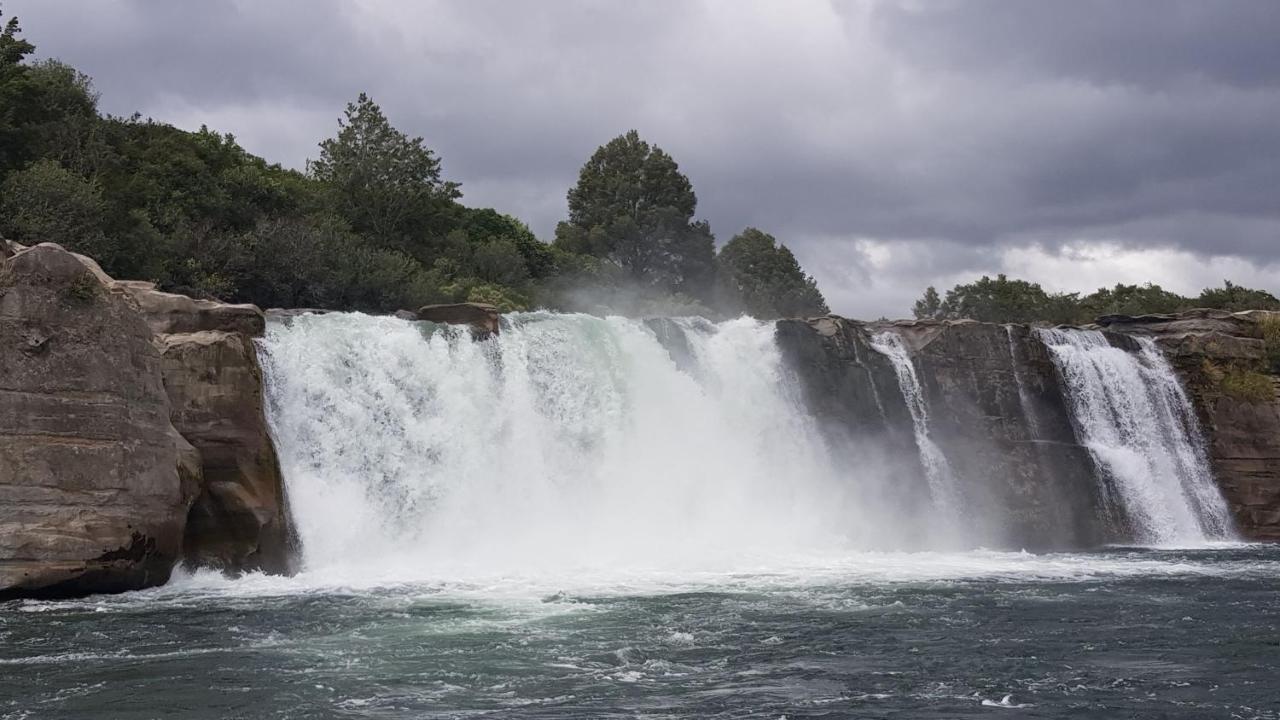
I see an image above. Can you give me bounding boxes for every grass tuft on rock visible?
[1261,315,1280,373]
[1221,369,1274,403]
[61,270,99,305]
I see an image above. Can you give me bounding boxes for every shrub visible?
[1220,369,1274,403]
[61,269,99,305]
[1261,315,1280,373]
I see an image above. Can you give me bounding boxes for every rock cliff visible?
[135,295,293,574]
[778,311,1280,545]
[0,243,291,599]
[0,244,197,598]
[777,316,1107,549]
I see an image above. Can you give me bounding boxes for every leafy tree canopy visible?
[309,93,461,260]
[914,276,1280,325]
[718,227,828,318]
[554,130,716,299]
[917,274,1079,324]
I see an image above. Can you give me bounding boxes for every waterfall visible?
[867,332,961,516]
[1005,325,1041,439]
[1037,328,1235,545]
[257,312,859,577]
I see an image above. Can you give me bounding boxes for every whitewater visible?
[259,311,863,582]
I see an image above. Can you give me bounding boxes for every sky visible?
[8,0,1279,318]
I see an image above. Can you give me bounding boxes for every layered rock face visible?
[125,285,293,574]
[777,317,1107,549]
[0,244,197,598]
[0,243,291,599]
[778,311,1280,545]
[1099,310,1280,540]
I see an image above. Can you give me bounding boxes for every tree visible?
[554,130,716,298]
[1077,283,1189,320]
[913,286,944,320]
[935,274,1078,324]
[717,227,828,318]
[309,93,460,259]
[461,207,554,278]
[23,60,102,173]
[1196,280,1280,311]
[0,8,37,178]
[0,158,111,260]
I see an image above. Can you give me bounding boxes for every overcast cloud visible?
[9,0,1279,318]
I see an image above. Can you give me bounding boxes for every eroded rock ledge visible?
[0,242,292,599]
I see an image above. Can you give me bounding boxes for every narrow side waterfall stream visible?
[868,331,962,517]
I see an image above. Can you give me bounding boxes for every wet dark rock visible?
[417,302,502,338]
[777,316,1107,550]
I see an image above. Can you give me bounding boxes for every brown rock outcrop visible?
[0,244,198,599]
[0,243,293,599]
[117,280,264,336]
[417,302,501,337]
[153,330,292,573]
[121,284,293,574]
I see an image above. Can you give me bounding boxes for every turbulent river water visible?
[3,312,1274,718]
[5,547,1279,719]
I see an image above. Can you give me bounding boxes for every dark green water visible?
[3,546,1278,719]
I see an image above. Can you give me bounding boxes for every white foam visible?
[259,312,859,581]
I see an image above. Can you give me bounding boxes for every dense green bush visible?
[913,278,1280,325]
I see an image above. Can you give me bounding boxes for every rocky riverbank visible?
[0,242,291,599]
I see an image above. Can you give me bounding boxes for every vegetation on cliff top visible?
[913,275,1280,326]
[0,8,824,319]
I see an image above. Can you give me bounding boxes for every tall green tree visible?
[0,158,109,258]
[309,93,460,259]
[554,130,716,298]
[718,227,828,318]
[913,286,944,320]
[0,8,37,178]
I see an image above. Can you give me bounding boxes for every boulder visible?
[154,331,293,573]
[265,308,334,320]
[119,283,292,571]
[0,244,198,598]
[417,302,502,337]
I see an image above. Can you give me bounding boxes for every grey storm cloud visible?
[7,0,1279,318]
